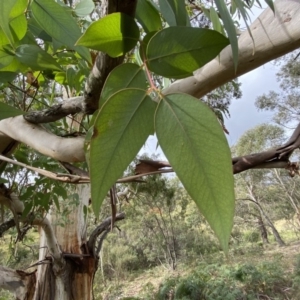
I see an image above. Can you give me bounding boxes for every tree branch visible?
[0,155,89,184]
[0,116,85,162]
[24,96,83,124]
[135,122,300,176]
[23,0,138,122]
[0,0,299,180]
[81,0,138,113]
[87,212,125,257]
[32,217,63,264]
[0,218,15,237]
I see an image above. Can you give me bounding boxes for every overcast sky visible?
[226,62,279,145]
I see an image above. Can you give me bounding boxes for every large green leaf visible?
[0,71,17,83]
[76,13,140,58]
[9,15,27,42]
[90,88,156,215]
[0,48,14,69]
[75,0,95,17]
[0,56,26,72]
[0,15,27,46]
[264,0,275,12]
[15,45,62,71]
[155,93,234,252]
[28,18,52,42]
[136,0,162,33]
[99,63,147,109]
[31,0,91,63]
[215,0,238,70]
[146,27,229,79]
[210,7,224,35]
[9,0,28,19]
[0,0,28,46]
[0,102,24,119]
[158,0,187,26]
[0,0,18,45]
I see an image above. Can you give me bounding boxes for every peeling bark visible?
[24,97,84,124]
[33,185,93,300]
[0,266,36,300]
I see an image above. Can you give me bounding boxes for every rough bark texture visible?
[24,97,84,124]
[83,0,137,113]
[257,215,269,244]
[0,266,36,300]
[33,185,94,300]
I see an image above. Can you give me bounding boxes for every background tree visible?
[256,51,300,127]
[233,124,287,246]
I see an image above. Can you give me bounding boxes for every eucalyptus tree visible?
[256,51,300,127]
[256,51,300,225]
[234,124,286,246]
[0,0,300,299]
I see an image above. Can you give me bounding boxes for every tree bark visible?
[257,215,269,244]
[32,185,95,300]
[250,198,286,246]
[0,266,36,300]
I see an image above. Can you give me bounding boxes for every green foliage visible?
[0,102,23,119]
[77,13,140,57]
[0,0,271,257]
[90,89,156,215]
[256,52,300,126]
[15,44,62,71]
[0,0,26,46]
[30,0,91,63]
[146,27,229,79]
[156,259,291,300]
[234,123,285,155]
[243,230,260,243]
[214,0,238,70]
[99,63,147,109]
[136,0,162,33]
[156,94,234,253]
[158,0,188,27]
